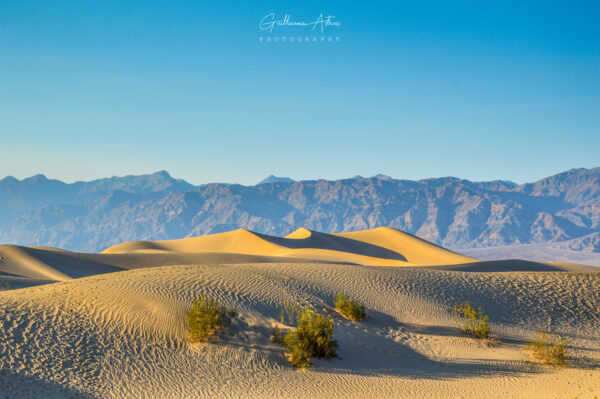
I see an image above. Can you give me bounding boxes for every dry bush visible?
[524,330,568,366]
[273,305,338,369]
[334,293,366,322]
[453,302,490,339]
[187,295,236,343]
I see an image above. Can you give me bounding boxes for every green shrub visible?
[334,293,366,322]
[524,330,568,366]
[187,295,236,343]
[273,306,338,368]
[453,302,490,339]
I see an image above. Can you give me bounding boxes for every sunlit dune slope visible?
[334,227,475,265]
[102,227,477,266]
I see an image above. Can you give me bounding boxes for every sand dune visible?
[102,227,476,266]
[334,226,475,265]
[0,227,599,398]
[0,261,599,398]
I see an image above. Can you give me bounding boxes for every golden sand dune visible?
[102,227,476,266]
[335,226,475,265]
[0,227,599,398]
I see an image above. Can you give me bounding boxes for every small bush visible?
[274,306,338,368]
[334,293,366,322]
[453,302,490,339]
[187,295,236,343]
[524,330,568,366]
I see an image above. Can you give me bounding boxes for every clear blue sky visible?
[1,1,598,185]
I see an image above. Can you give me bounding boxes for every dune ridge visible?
[102,227,477,266]
[4,226,596,287]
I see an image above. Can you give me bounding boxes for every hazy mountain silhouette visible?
[0,168,598,253]
[256,175,296,185]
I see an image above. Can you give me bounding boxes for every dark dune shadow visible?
[361,311,600,373]
[0,369,94,398]
[316,324,533,380]
[434,259,566,272]
[254,230,408,262]
[87,252,354,270]
[352,310,526,344]
[322,311,533,379]
[2,247,359,285]
[21,246,124,277]
[220,309,536,381]
[0,274,54,290]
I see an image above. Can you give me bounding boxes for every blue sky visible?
[0,1,598,185]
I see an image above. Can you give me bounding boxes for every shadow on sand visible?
[0,369,94,399]
[214,309,548,381]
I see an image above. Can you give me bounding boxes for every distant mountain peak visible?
[0,176,18,184]
[25,174,49,182]
[257,175,296,185]
[153,170,172,178]
[372,174,393,181]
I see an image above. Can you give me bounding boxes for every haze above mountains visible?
[0,168,599,255]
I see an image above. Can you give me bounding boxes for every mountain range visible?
[0,168,599,253]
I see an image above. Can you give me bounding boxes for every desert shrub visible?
[274,306,338,368]
[187,295,236,343]
[524,330,568,366]
[334,293,366,321]
[453,302,490,339]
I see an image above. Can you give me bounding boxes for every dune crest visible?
[335,226,475,265]
[102,227,477,266]
[285,227,313,239]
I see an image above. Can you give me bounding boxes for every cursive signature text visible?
[259,13,341,34]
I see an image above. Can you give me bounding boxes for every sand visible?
[102,227,476,266]
[0,227,599,398]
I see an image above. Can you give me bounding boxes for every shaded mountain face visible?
[0,168,598,253]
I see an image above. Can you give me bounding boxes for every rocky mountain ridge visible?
[0,168,598,253]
